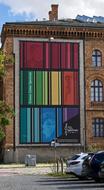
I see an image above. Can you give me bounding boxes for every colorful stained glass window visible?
[20,107,80,143]
[20,41,79,70]
[19,41,80,144]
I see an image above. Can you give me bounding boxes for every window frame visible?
[91,79,103,102]
[92,50,102,67]
[92,118,104,137]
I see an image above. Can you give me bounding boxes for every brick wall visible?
[85,39,104,149]
[49,4,58,20]
[3,37,14,148]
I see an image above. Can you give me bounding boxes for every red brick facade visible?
[1,5,104,162]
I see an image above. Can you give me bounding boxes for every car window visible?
[70,155,80,160]
[82,156,87,160]
[94,153,104,162]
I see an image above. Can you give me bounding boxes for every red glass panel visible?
[51,43,60,69]
[45,43,50,69]
[74,43,79,69]
[62,72,79,105]
[27,42,43,68]
[23,42,27,68]
[61,43,66,69]
[20,42,23,68]
[66,43,71,69]
[74,72,79,104]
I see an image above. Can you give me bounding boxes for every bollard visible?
[60,158,64,174]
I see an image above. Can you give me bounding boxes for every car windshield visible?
[82,156,87,160]
[70,155,80,160]
[94,153,104,162]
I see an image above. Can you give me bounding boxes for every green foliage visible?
[0,50,5,77]
[0,128,5,142]
[0,49,15,142]
[0,101,14,142]
[87,144,104,152]
[0,50,14,78]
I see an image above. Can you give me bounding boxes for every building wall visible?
[2,25,104,162]
[85,39,104,149]
[3,38,84,163]
[2,37,14,150]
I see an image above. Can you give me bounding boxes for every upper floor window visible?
[92,118,104,137]
[92,50,102,67]
[91,80,103,102]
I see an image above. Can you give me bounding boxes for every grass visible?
[47,172,75,178]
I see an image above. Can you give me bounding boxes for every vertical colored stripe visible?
[20,42,23,68]
[42,71,48,105]
[67,43,71,69]
[43,72,45,105]
[33,71,36,105]
[23,71,28,104]
[33,108,39,142]
[45,43,49,68]
[63,108,68,122]
[27,108,31,143]
[74,72,79,104]
[49,72,51,105]
[28,71,33,105]
[57,108,62,137]
[74,43,79,69]
[63,72,75,105]
[52,72,58,105]
[41,108,56,142]
[58,72,61,105]
[61,43,66,69]
[36,71,43,105]
[24,42,27,68]
[44,72,48,105]
[20,108,27,143]
[51,43,60,69]
[20,71,23,104]
[70,43,74,69]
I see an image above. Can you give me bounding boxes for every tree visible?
[0,50,14,143]
[0,50,5,77]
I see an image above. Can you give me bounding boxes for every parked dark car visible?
[81,153,94,178]
[82,151,104,182]
[98,161,104,182]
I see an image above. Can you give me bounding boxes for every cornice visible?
[1,24,104,45]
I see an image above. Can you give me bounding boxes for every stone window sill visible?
[91,101,104,107]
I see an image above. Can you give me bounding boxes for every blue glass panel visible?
[33,108,40,143]
[41,108,56,142]
[20,108,27,143]
[57,108,62,137]
[27,108,31,143]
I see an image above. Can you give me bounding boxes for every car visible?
[99,161,104,182]
[82,151,104,182]
[65,152,88,178]
[81,153,94,178]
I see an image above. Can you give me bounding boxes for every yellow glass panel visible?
[58,72,61,105]
[52,72,58,105]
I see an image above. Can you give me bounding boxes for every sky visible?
[0,0,104,31]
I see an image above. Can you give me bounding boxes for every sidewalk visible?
[0,163,66,176]
[0,163,55,175]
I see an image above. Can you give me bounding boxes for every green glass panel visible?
[23,71,28,104]
[33,72,35,105]
[43,72,48,105]
[20,71,23,105]
[27,108,31,143]
[28,71,33,105]
[36,71,43,105]
[33,108,40,142]
[44,72,48,105]
[20,108,27,143]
